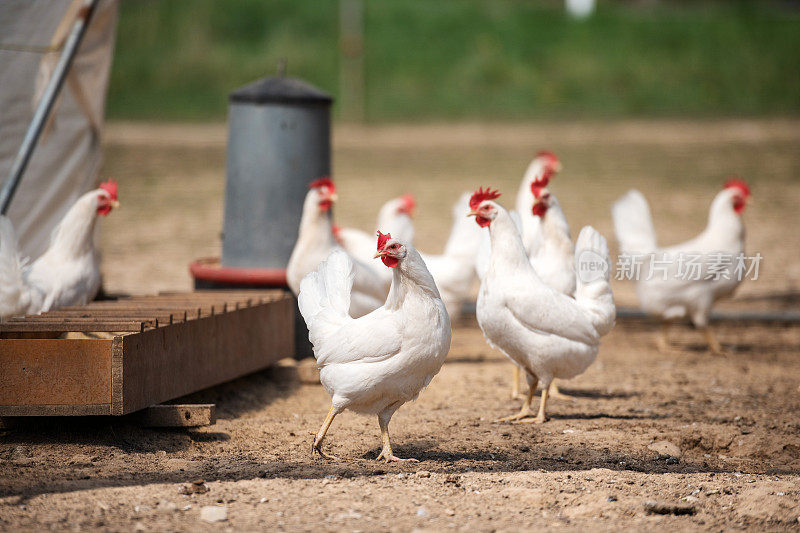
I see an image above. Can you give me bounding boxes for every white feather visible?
[612,189,658,255]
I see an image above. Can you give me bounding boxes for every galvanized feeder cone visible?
[191,72,333,359]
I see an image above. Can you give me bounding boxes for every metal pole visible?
[339,0,364,122]
[0,0,99,215]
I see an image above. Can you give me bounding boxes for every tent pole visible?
[0,0,99,215]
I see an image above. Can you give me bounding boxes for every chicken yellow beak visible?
[111,200,120,208]
[373,250,386,259]
[329,193,339,202]
[553,161,563,173]
[466,210,478,217]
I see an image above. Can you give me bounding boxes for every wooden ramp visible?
[0,291,294,417]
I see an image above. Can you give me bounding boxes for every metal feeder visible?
[191,71,333,358]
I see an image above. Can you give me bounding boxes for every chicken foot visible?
[376,409,418,463]
[312,405,339,460]
[497,373,547,423]
[514,383,550,424]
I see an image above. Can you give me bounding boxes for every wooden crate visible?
[0,291,294,416]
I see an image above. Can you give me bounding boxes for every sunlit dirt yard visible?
[1,119,799,531]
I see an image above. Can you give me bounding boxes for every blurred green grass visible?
[108,0,800,121]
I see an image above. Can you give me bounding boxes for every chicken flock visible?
[0,155,752,463]
[288,152,751,461]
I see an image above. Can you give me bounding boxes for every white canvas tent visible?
[0,0,118,259]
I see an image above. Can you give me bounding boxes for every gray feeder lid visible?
[229,76,333,105]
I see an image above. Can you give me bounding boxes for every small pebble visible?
[200,505,228,523]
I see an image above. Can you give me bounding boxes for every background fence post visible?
[339,0,365,122]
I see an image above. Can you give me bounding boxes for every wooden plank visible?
[0,404,111,416]
[0,339,113,413]
[111,335,124,415]
[120,296,294,414]
[33,310,176,317]
[136,404,216,427]
[0,321,145,332]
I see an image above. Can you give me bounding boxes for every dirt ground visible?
[1,119,800,531]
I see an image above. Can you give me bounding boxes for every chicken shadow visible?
[547,412,669,421]
[5,433,800,504]
[539,387,638,400]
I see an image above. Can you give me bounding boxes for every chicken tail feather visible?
[574,225,616,336]
[298,249,354,358]
[612,189,657,255]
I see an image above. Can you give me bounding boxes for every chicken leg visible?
[512,369,570,401]
[656,320,671,353]
[548,382,573,400]
[312,405,340,460]
[511,365,522,399]
[703,327,727,356]
[375,408,417,463]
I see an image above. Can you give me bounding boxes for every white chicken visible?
[470,187,615,423]
[612,179,751,354]
[286,177,389,317]
[419,192,484,320]
[508,183,578,399]
[0,180,119,319]
[298,231,451,462]
[335,193,416,277]
[515,150,562,254]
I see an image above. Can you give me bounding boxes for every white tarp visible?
[0,0,118,259]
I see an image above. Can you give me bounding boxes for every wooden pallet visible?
[0,291,294,416]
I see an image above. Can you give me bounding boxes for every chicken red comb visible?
[399,193,416,215]
[537,150,558,162]
[99,179,118,201]
[469,187,501,211]
[376,231,392,251]
[309,176,335,191]
[724,178,750,198]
